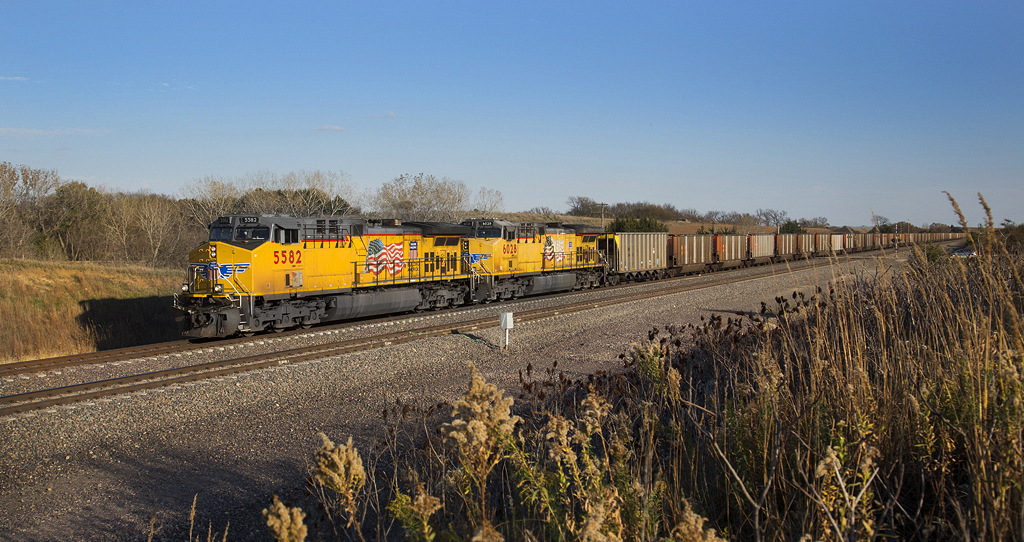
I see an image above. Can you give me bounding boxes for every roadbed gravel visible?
[0,254,898,541]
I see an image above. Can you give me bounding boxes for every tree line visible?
[564,195,970,235]
[0,162,197,266]
[0,163,508,268]
[0,161,972,268]
[563,195,832,230]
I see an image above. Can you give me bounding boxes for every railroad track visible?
[1,250,902,417]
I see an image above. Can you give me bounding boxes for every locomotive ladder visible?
[222,276,255,331]
[464,254,491,303]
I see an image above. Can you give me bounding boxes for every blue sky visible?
[2,1,1021,227]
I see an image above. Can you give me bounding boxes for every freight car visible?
[175,214,965,338]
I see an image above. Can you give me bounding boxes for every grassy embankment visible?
[0,259,183,363]
[243,200,1021,542]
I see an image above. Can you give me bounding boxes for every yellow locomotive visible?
[175,215,605,337]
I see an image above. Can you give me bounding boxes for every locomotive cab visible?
[176,214,339,337]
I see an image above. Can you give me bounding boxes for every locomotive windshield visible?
[235,227,270,241]
[210,226,233,241]
[474,228,502,238]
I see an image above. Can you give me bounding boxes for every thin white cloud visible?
[376,111,399,119]
[315,125,345,131]
[1,76,28,81]
[0,127,105,137]
[149,82,194,92]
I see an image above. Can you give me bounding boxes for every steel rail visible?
[0,254,830,378]
[0,259,823,417]
[4,244,922,399]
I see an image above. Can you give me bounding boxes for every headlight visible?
[181,283,189,292]
[210,246,217,257]
[213,284,224,293]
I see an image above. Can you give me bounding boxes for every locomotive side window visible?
[431,237,459,247]
[277,228,299,244]
[210,226,233,241]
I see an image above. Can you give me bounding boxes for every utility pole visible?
[599,202,608,230]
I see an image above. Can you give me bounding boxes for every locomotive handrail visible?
[476,257,494,275]
[229,274,254,328]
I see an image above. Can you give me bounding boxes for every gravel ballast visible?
[0,255,895,540]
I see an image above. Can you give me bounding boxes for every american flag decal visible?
[364,239,405,275]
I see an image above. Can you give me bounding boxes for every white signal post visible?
[499,312,513,351]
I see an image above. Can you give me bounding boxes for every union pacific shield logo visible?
[217,263,251,279]
[194,263,251,280]
[464,252,491,264]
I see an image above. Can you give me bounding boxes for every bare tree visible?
[526,206,556,216]
[0,162,17,223]
[241,170,357,217]
[677,207,702,222]
[474,187,505,216]
[566,196,603,217]
[46,181,108,260]
[374,173,472,222]
[13,163,63,239]
[702,210,727,223]
[179,175,243,229]
[0,163,23,256]
[132,192,185,265]
[756,208,790,228]
[608,201,679,221]
[104,191,138,262]
[799,216,831,228]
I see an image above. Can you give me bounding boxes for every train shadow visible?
[77,295,183,350]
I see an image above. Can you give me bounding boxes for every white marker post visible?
[499,312,513,351]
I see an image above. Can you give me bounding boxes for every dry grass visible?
[0,259,182,363]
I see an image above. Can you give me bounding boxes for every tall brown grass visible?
[0,259,182,362]
[267,196,1021,540]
